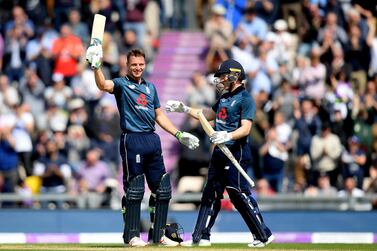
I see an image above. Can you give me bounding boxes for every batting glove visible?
[210,131,232,144]
[166,100,191,113]
[175,131,200,150]
[86,39,103,69]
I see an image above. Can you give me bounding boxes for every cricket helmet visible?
[214,59,246,81]
[164,223,184,243]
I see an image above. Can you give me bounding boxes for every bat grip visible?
[91,55,100,69]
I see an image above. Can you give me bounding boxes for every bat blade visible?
[91,14,106,45]
[197,111,255,187]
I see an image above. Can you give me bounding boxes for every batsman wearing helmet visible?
[166,59,274,247]
[86,47,200,247]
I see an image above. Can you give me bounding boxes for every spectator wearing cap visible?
[272,19,297,68]
[341,135,366,189]
[205,4,233,53]
[68,98,88,127]
[204,4,233,74]
[45,99,69,134]
[310,122,342,187]
[66,125,90,168]
[44,73,73,109]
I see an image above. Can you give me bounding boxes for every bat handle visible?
[91,55,100,69]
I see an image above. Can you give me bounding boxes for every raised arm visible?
[86,42,114,93]
[93,68,114,93]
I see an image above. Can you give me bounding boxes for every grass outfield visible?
[0,243,375,251]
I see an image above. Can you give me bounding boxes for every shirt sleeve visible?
[153,85,160,109]
[212,99,220,113]
[241,94,256,121]
[112,78,122,94]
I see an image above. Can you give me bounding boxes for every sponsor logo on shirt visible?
[218,107,228,120]
[216,119,226,124]
[216,107,228,124]
[135,93,149,110]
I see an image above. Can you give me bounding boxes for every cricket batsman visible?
[166,59,274,247]
[86,47,200,247]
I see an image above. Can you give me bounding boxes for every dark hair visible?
[127,49,145,62]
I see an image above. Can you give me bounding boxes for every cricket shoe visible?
[128,236,148,247]
[248,234,275,248]
[180,239,211,247]
[159,235,180,247]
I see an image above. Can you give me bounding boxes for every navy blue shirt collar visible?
[125,75,147,84]
[224,86,245,98]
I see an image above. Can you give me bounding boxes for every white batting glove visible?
[210,131,232,144]
[165,100,191,113]
[85,41,103,69]
[175,131,199,150]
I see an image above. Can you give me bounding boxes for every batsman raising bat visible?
[86,36,199,246]
[166,59,274,247]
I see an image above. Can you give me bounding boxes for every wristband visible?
[175,131,183,140]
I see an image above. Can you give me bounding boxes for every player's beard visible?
[216,80,233,95]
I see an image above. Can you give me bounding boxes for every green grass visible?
[0,243,375,251]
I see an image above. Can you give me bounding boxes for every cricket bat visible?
[197,111,255,187]
[90,14,106,69]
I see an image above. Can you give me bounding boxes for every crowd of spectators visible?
[0,0,377,210]
[0,0,166,209]
[177,0,377,205]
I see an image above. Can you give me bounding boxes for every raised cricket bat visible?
[90,14,106,68]
[197,111,255,187]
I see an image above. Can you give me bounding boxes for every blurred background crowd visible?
[1,0,377,210]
